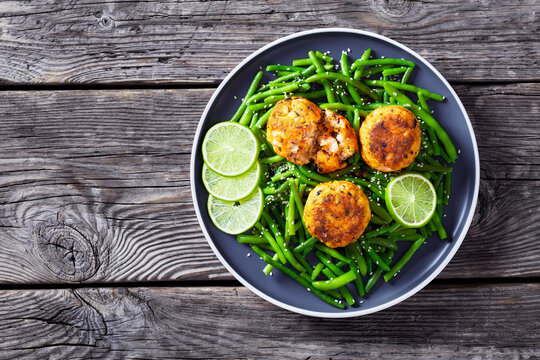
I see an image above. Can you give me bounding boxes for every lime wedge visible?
[385,173,437,228]
[202,162,261,201]
[208,187,263,235]
[202,122,259,177]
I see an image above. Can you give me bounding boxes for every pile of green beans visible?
[230,49,457,309]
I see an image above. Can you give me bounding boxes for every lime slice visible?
[385,173,437,228]
[202,162,261,201]
[202,122,259,177]
[208,187,263,235]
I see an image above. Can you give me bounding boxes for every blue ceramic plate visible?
[190,29,479,318]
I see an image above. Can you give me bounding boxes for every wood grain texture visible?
[0,284,539,359]
[0,84,538,284]
[0,0,537,85]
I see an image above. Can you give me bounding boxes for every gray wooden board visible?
[0,0,538,85]
[0,84,538,284]
[0,284,538,359]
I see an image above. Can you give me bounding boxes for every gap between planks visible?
[1,277,539,291]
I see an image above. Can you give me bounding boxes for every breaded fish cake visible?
[303,181,371,248]
[314,110,359,174]
[267,97,322,165]
[360,105,421,172]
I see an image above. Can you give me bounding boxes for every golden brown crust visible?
[303,181,371,248]
[314,110,359,174]
[266,97,322,165]
[360,105,421,172]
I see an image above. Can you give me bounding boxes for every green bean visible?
[288,164,319,186]
[431,214,447,240]
[347,242,368,276]
[368,200,393,223]
[262,180,290,196]
[389,233,424,242]
[426,126,442,156]
[238,108,254,126]
[264,90,327,103]
[294,236,317,253]
[314,243,351,264]
[392,228,418,236]
[254,222,286,263]
[360,64,393,78]
[263,253,279,275]
[271,169,292,182]
[444,172,452,205]
[230,71,264,122]
[315,51,334,63]
[351,58,415,71]
[340,51,365,106]
[382,75,389,103]
[311,262,325,280]
[420,226,428,238]
[401,67,414,84]
[353,48,372,79]
[314,251,345,277]
[286,189,296,237]
[382,67,408,76]
[384,237,425,281]
[367,237,398,251]
[288,178,305,216]
[417,90,430,112]
[249,112,259,129]
[344,177,385,198]
[384,84,457,161]
[292,58,312,67]
[326,165,360,179]
[365,251,394,292]
[304,72,379,101]
[294,251,313,276]
[247,82,309,104]
[370,214,386,225]
[312,269,356,291]
[266,65,308,72]
[348,256,365,297]
[320,268,356,306]
[319,103,370,117]
[352,109,360,135]
[251,245,344,309]
[296,165,331,182]
[308,51,336,103]
[268,72,301,84]
[252,107,274,129]
[365,267,383,293]
[436,184,443,219]
[260,155,284,164]
[237,235,269,245]
[270,205,287,232]
[366,80,444,101]
[360,240,391,271]
[410,163,452,173]
[261,212,305,272]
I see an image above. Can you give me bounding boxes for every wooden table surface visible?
[0,1,538,358]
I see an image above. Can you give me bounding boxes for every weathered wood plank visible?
[0,0,537,85]
[0,284,538,359]
[0,85,538,284]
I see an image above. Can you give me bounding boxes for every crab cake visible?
[303,181,371,248]
[360,105,421,172]
[314,110,359,174]
[266,97,322,165]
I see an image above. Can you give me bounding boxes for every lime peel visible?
[384,173,437,228]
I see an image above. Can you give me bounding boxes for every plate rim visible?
[190,27,480,318]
